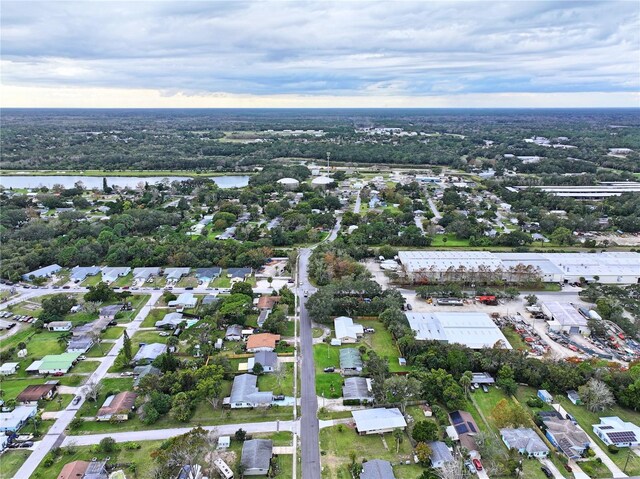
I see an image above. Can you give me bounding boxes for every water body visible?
[0,175,249,190]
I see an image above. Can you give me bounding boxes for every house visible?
[99,304,122,320]
[176,464,204,479]
[58,460,90,479]
[171,292,197,309]
[97,391,137,421]
[334,316,364,343]
[67,335,94,354]
[360,459,396,479]
[133,343,167,365]
[500,427,550,457]
[342,377,373,404]
[0,405,37,432]
[0,362,19,375]
[241,439,272,476]
[567,390,581,405]
[537,390,553,404]
[47,321,73,332]
[155,312,185,329]
[16,381,59,404]
[133,267,161,281]
[227,267,252,280]
[352,408,407,435]
[70,266,101,283]
[543,417,590,459]
[246,333,280,352]
[593,417,640,448]
[133,364,161,388]
[226,324,243,341]
[339,348,363,375]
[26,352,80,374]
[101,266,131,284]
[449,410,480,452]
[195,267,222,283]
[257,296,280,310]
[226,374,273,409]
[248,351,278,373]
[164,267,190,282]
[428,441,454,468]
[22,264,62,281]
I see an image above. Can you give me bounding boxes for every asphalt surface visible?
[298,248,321,479]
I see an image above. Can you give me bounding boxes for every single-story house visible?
[225,324,243,341]
[26,352,80,374]
[101,266,130,284]
[133,343,167,365]
[97,391,137,421]
[248,351,278,373]
[352,408,407,435]
[0,405,37,432]
[241,439,272,476]
[257,296,280,310]
[543,417,590,459]
[567,390,581,405]
[58,460,90,479]
[360,459,396,479]
[133,267,161,281]
[67,335,94,354]
[0,362,19,375]
[449,410,480,453]
[471,372,495,385]
[500,427,550,457]
[99,304,122,320]
[133,364,161,388]
[342,377,373,404]
[164,267,190,282]
[428,441,454,468]
[22,264,61,281]
[225,374,273,409]
[70,266,101,283]
[334,316,364,343]
[155,312,185,329]
[195,267,222,283]
[16,381,59,405]
[246,333,280,352]
[171,292,197,309]
[227,267,252,279]
[339,348,363,375]
[47,321,73,332]
[593,417,640,448]
[537,390,553,404]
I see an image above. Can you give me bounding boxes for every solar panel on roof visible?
[607,432,637,442]
[599,425,614,430]
[450,411,462,424]
[455,424,469,434]
[468,423,477,433]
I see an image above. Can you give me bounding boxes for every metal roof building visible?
[352,408,407,435]
[334,316,364,343]
[405,312,511,349]
[70,266,101,282]
[542,302,589,335]
[342,377,373,403]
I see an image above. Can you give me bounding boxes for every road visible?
[13,292,161,479]
[297,248,321,479]
[427,197,441,221]
[353,189,362,214]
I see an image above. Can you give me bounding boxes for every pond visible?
[0,175,250,190]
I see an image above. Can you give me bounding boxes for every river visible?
[0,175,250,190]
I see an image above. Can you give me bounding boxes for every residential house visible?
[195,267,222,284]
[241,439,273,476]
[225,324,243,341]
[500,428,550,457]
[246,333,280,352]
[58,461,90,479]
[133,343,167,365]
[170,292,197,309]
[428,441,454,468]
[133,267,161,282]
[342,377,373,404]
[339,348,363,375]
[537,390,553,404]
[22,264,61,281]
[543,417,590,459]
[47,321,73,332]
[593,417,640,448]
[448,410,480,453]
[0,405,37,432]
[360,459,396,479]
[226,374,273,409]
[247,351,278,373]
[155,312,185,329]
[334,316,364,343]
[165,267,190,282]
[567,390,581,405]
[0,362,19,375]
[133,364,161,388]
[257,296,280,310]
[25,352,80,374]
[99,304,123,320]
[16,381,59,405]
[101,267,130,284]
[97,391,137,421]
[227,267,252,280]
[67,335,94,354]
[70,266,101,283]
[352,408,407,435]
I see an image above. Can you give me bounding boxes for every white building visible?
[593,417,640,448]
[542,302,590,336]
[352,408,407,435]
[334,316,364,343]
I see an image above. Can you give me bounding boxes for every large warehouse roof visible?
[542,302,588,328]
[397,251,503,271]
[405,312,511,349]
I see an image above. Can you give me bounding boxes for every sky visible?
[1,1,639,108]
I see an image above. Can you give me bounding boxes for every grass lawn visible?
[130,330,169,355]
[580,458,613,478]
[116,294,151,322]
[141,308,168,327]
[42,393,73,412]
[501,325,531,351]
[112,273,133,287]
[177,276,199,288]
[313,343,348,399]
[212,274,232,288]
[359,320,410,373]
[0,450,31,479]
[72,360,101,374]
[101,325,125,340]
[313,327,324,338]
[257,363,294,396]
[281,320,295,337]
[0,327,35,354]
[555,396,640,476]
[0,377,49,402]
[81,274,103,287]
[431,234,470,247]
[66,310,99,325]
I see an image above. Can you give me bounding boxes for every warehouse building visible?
[405,312,511,349]
[542,302,590,336]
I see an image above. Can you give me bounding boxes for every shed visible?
[567,390,581,405]
[537,390,553,404]
[0,362,19,375]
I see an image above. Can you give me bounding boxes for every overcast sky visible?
[2,1,639,108]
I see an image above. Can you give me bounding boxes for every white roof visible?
[542,302,588,328]
[176,292,197,305]
[398,250,503,272]
[165,267,190,279]
[334,316,363,340]
[311,176,334,185]
[0,406,37,431]
[406,312,511,349]
[352,407,407,432]
[277,177,300,184]
[0,362,19,373]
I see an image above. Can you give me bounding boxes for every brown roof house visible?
[58,460,89,479]
[16,381,58,405]
[257,296,280,310]
[97,391,137,422]
[246,333,280,352]
[447,410,480,453]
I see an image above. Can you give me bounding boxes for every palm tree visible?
[393,428,404,454]
[460,371,473,398]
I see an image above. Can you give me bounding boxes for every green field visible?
[257,363,294,396]
[0,450,31,479]
[313,343,346,399]
[359,320,410,373]
[140,308,168,327]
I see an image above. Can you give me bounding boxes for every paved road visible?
[13,292,161,479]
[298,248,321,479]
[353,189,362,214]
[427,197,441,221]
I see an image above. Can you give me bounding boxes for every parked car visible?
[120,371,134,377]
[20,441,34,448]
[72,396,81,405]
[541,466,553,478]
[159,331,170,337]
[472,459,483,471]
[364,328,376,333]
[78,355,87,360]
[564,464,573,473]
[406,303,413,310]
[323,367,335,373]
[303,290,309,297]
[52,372,64,377]
[273,394,285,401]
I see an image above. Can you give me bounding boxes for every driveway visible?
[540,457,564,478]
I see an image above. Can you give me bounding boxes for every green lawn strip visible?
[81,274,103,287]
[317,410,353,421]
[0,450,31,479]
[431,234,471,247]
[501,325,531,351]
[580,459,614,478]
[101,326,125,340]
[281,321,295,337]
[212,274,232,288]
[66,310,99,325]
[358,320,410,373]
[257,363,294,396]
[0,327,35,353]
[116,294,151,322]
[140,308,168,328]
[112,273,134,287]
[72,360,101,374]
[42,393,74,412]
[555,396,640,476]
[176,276,199,288]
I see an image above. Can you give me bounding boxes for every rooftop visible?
[246,333,280,350]
[542,302,588,328]
[352,408,407,433]
[241,439,273,471]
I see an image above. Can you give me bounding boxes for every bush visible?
[527,397,544,408]
[99,437,117,453]
[43,457,54,467]
[124,442,141,450]
[69,417,84,430]
[607,444,619,454]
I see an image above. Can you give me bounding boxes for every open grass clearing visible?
[0,450,31,479]
[257,363,294,396]
[358,320,410,373]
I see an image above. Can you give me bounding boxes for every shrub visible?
[99,437,117,453]
[43,457,54,467]
[527,397,544,408]
[607,444,619,454]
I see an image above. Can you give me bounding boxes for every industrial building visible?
[518,182,640,199]
[542,302,590,336]
[405,312,511,349]
[398,251,640,285]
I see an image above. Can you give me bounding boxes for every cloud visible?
[1,1,639,107]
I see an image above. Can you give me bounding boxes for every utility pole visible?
[326,151,330,170]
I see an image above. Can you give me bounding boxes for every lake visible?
[0,175,250,190]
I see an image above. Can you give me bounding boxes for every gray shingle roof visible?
[342,377,372,401]
[133,343,167,363]
[360,459,396,479]
[229,374,272,405]
[500,428,550,455]
[241,439,272,471]
[339,348,363,369]
[254,351,277,369]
